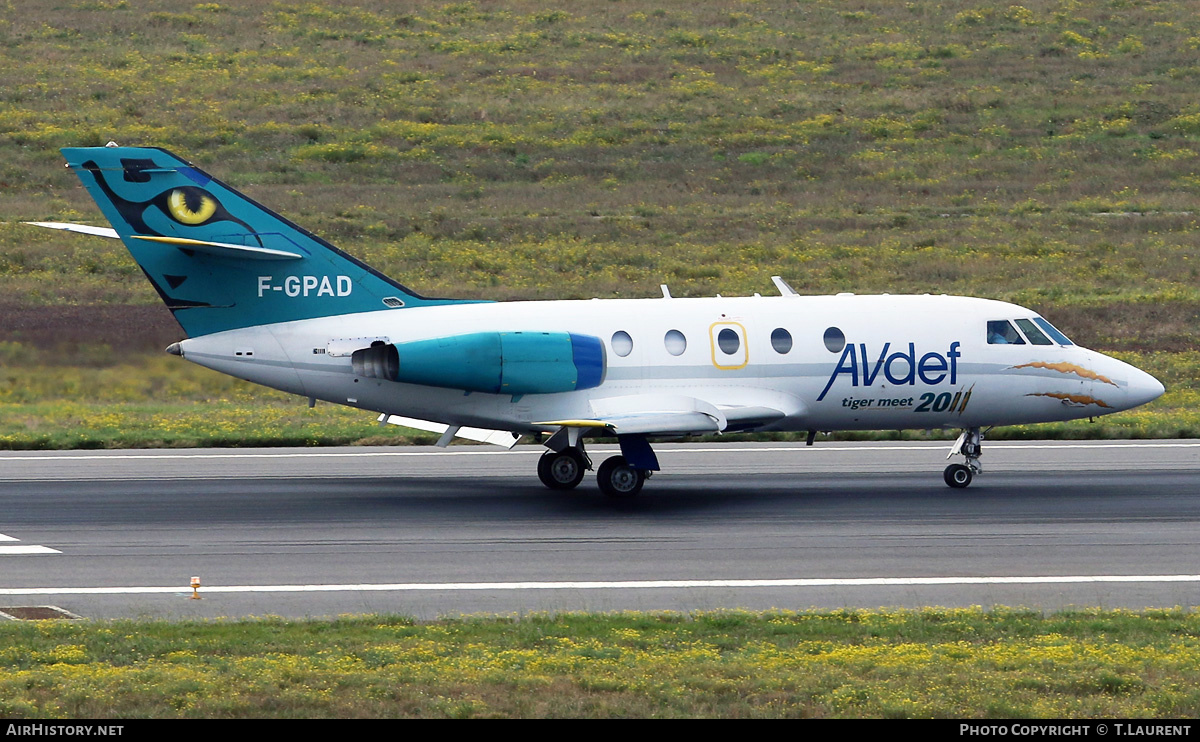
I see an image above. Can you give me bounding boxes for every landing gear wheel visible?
[538,449,586,490]
[597,455,645,498]
[944,463,973,489]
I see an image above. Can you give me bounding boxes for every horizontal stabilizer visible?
[30,221,303,260]
[26,221,119,238]
[378,414,521,449]
[131,235,302,261]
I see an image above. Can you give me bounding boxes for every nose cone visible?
[1092,352,1165,411]
[1125,365,1165,408]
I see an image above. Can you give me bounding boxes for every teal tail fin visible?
[62,146,478,337]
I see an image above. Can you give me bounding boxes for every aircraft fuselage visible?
[177,292,1163,435]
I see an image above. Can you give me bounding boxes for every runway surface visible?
[1,440,1198,620]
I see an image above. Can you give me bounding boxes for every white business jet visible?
[32,146,1165,495]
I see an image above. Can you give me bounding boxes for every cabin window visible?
[986,320,1025,345]
[717,328,740,355]
[1033,317,1074,345]
[611,330,633,357]
[771,328,792,354]
[1014,319,1053,345]
[664,329,686,356]
[823,327,845,353]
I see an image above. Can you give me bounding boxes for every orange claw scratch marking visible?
[1010,362,1117,386]
[956,383,975,416]
[1025,392,1113,408]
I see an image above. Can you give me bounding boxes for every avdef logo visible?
[818,341,961,401]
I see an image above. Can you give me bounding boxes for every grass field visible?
[2,608,1199,718]
[1,0,1198,444]
[1,4,1197,718]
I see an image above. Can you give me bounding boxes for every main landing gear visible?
[596,455,646,498]
[537,432,657,497]
[537,448,587,490]
[944,427,983,488]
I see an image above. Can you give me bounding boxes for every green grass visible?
[2,0,1199,446]
[4,0,1200,304]
[1,608,1198,718]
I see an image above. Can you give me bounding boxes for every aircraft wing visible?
[538,411,722,436]
[592,393,726,434]
[538,393,791,437]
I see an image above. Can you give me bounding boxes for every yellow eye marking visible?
[167,189,217,225]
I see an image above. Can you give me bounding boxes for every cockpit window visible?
[1014,319,1053,345]
[986,320,1026,345]
[1033,317,1073,345]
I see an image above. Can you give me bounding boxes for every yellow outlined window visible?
[709,321,748,369]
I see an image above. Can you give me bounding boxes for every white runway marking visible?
[0,546,62,555]
[2,574,1199,596]
[1,441,1198,462]
[0,533,61,555]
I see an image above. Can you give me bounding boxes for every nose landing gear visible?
[944,427,983,488]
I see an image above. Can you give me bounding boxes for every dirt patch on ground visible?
[0,304,183,354]
[0,606,81,620]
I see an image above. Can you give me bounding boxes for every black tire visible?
[537,449,586,490]
[944,464,973,489]
[597,455,645,498]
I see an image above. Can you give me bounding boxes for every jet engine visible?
[351,331,606,395]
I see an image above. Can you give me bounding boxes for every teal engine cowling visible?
[351,331,606,395]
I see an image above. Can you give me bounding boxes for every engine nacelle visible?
[351,331,606,395]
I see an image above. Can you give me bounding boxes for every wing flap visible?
[717,404,788,431]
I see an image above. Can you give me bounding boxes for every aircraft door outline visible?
[709,321,748,370]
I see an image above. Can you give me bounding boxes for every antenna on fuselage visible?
[771,275,798,297]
